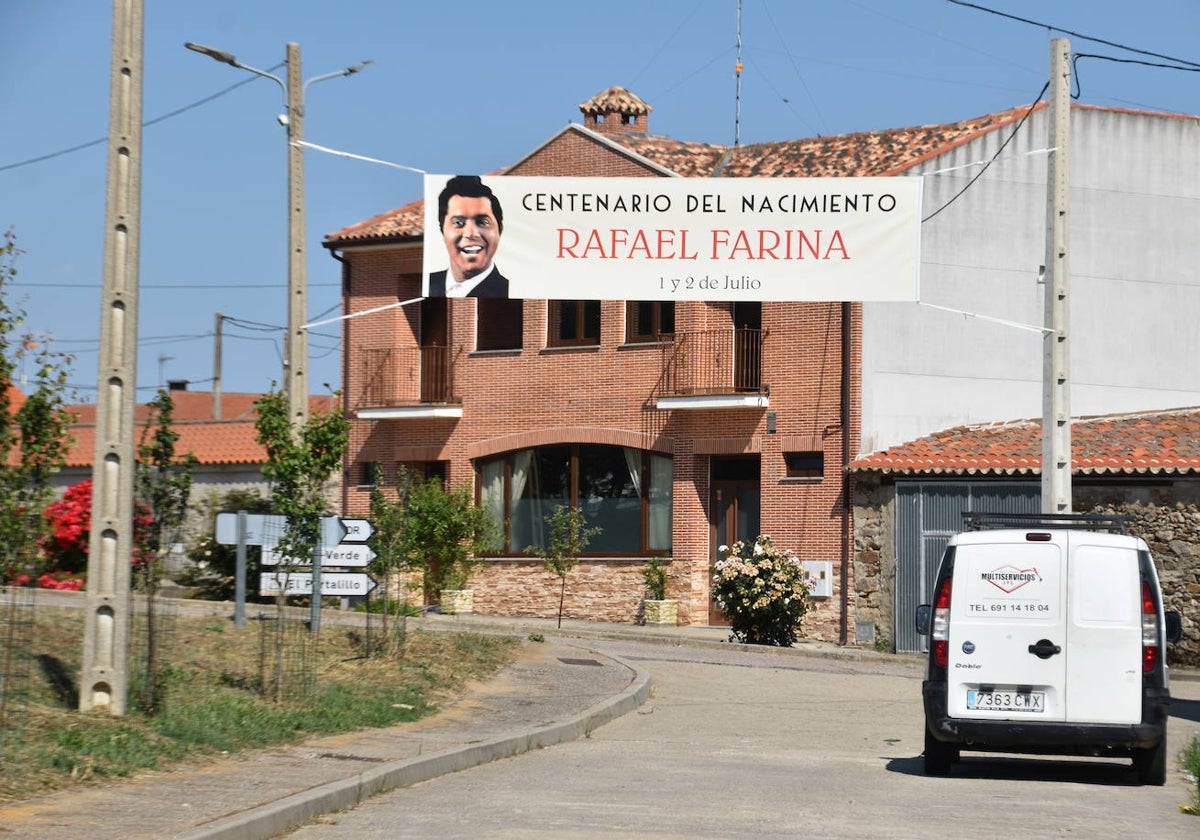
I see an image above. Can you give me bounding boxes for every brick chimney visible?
[578,86,652,137]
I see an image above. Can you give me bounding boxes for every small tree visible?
[254,387,349,700]
[0,230,76,584]
[135,389,197,588]
[132,389,196,713]
[399,476,495,604]
[367,467,417,654]
[528,505,600,629]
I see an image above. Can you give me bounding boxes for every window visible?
[477,298,523,351]
[784,451,824,479]
[397,461,448,485]
[478,445,672,555]
[549,300,600,347]
[359,461,382,487]
[625,301,674,343]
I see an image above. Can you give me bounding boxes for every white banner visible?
[422,175,921,301]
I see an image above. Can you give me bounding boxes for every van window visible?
[1072,544,1139,625]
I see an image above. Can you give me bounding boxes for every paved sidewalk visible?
[0,603,1193,840]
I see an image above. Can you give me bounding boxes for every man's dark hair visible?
[437,175,504,233]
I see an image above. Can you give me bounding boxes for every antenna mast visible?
[734,0,743,146]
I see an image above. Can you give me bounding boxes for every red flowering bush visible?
[37,571,84,591]
[41,481,92,573]
[40,480,155,577]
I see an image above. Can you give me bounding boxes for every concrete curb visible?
[174,651,653,840]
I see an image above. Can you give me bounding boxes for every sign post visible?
[215,513,377,609]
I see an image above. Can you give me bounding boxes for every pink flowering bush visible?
[713,535,811,647]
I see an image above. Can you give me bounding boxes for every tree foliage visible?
[397,475,495,600]
[527,504,600,628]
[0,231,76,583]
[253,387,349,577]
[135,389,197,588]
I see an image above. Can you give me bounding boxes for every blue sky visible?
[2,0,1197,401]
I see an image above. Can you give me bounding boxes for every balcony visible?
[355,346,462,419]
[657,328,769,410]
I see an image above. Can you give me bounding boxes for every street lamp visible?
[185,41,372,432]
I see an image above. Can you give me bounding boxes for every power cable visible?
[0,63,285,174]
[948,1,1200,69]
[921,81,1048,223]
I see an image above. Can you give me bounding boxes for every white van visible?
[915,513,1183,784]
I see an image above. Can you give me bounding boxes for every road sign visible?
[216,513,373,548]
[261,543,376,567]
[338,518,374,542]
[259,571,378,596]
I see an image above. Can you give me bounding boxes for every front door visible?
[709,456,761,625]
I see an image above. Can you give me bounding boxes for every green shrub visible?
[641,556,669,600]
[712,535,811,647]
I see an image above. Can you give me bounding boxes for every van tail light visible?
[1141,580,1160,674]
[932,577,952,668]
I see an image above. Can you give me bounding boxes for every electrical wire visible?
[920,81,1048,224]
[948,1,1200,69]
[755,0,826,136]
[0,64,285,174]
[1071,52,1200,101]
[627,1,706,89]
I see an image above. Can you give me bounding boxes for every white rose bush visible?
[713,535,812,647]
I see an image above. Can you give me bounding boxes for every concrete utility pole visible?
[285,42,308,432]
[184,41,370,434]
[213,311,223,420]
[1042,37,1072,514]
[81,0,144,714]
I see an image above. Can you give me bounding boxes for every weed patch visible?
[0,605,516,802]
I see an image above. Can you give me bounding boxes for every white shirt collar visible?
[444,263,496,298]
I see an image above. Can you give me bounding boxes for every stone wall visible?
[1073,483,1200,667]
[851,474,1200,667]
[851,473,894,651]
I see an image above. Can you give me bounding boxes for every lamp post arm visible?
[303,60,375,96]
[184,41,286,101]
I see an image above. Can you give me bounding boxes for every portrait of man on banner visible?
[426,175,510,298]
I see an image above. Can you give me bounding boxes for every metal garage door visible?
[894,481,1040,653]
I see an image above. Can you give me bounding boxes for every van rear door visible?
[946,534,1067,721]
[1062,533,1142,723]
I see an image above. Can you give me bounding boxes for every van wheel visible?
[924,729,958,776]
[1133,739,1167,786]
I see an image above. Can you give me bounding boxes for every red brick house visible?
[322,87,1032,642]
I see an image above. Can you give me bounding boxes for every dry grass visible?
[0,602,517,802]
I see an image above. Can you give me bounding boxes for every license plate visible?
[967,689,1045,713]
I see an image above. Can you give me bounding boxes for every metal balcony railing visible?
[357,346,456,408]
[661,329,767,396]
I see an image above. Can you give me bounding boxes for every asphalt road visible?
[280,639,1200,839]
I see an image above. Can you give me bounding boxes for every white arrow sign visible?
[259,571,378,596]
[338,518,374,542]
[217,514,375,548]
[261,544,376,567]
